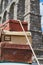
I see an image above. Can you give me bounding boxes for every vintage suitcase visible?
[0,19,32,63]
[0,20,28,31]
[1,31,32,45]
[0,42,32,63]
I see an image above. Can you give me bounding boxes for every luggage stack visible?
[0,19,32,63]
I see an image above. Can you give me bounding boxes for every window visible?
[2,11,7,23]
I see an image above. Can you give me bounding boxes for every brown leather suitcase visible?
[0,42,32,63]
[0,20,28,31]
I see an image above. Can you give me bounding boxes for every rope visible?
[18,20,40,65]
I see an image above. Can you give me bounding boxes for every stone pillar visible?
[0,4,1,14]
[24,0,30,30]
[0,0,1,4]
[0,0,2,14]
[2,0,5,12]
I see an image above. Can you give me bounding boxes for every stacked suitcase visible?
[0,19,32,63]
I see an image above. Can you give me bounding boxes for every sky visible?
[40,0,43,31]
[40,0,43,2]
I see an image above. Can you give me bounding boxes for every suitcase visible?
[0,20,28,31]
[0,42,32,63]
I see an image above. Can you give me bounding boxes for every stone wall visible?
[30,0,40,14]
[30,14,41,31]
[17,0,25,21]
[24,0,42,49]
[31,31,42,49]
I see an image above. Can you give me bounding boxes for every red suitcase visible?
[0,42,32,63]
[0,20,28,31]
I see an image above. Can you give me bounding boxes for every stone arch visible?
[9,2,15,19]
[1,0,8,13]
[2,11,7,23]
